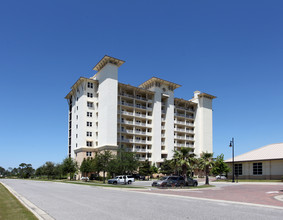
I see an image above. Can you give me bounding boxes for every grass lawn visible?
[0,183,37,220]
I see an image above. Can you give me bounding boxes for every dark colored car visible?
[186,177,198,187]
[131,174,146,180]
[152,176,186,187]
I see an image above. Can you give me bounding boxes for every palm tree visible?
[199,152,214,185]
[172,147,196,177]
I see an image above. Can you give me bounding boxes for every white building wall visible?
[94,63,118,148]
[164,91,175,159]
[193,93,213,156]
[149,86,162,163]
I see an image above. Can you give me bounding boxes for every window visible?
[77,106,78,110]
[87,122,92,127]
[76,134,78,138]
[88,82,93,88]
[76,124,78,129]
[86,152,92,156]
[235,164,242,176]
[86,141,93,147]
[87,102,93,108]
[76,115,78,120]
[87,93,93,98]
[87,112,92,117]
[253,163,262,175]
[86,131,92,137]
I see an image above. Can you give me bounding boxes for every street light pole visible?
[229,138,235,183]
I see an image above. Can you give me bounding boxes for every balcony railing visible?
[121,111,134,116]
[136,96,147,101]
[175,128,185,132]
[120,93,134,98]
[135,105,147,109]
[174,120,185,125]
[120,102,134,107]
[135,130,146,135]
[135,113,146,118]
[186,122,194,126]
[135,122,146,126]
[135,148,147,152]
[175,113,185,117]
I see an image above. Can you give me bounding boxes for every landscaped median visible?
[0,183,37,220]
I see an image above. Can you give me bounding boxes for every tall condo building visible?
[65,55,216,166]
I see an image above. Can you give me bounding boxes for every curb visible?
[1,182,54,220]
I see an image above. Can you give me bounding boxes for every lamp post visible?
[229,138,235,183]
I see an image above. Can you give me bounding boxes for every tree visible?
[172,147,196,176]
[43,162,56,179]
[109,149,140,177]
[62,157,77,179]
[80,158,92,178]
[150,163,158,175]
[159,159,174,175]
[35,166,44,177]
[0,166,5,177]
[211,154,230,176]
[139,160,151,178]
[199,152,214,185]
[95,151,113,183]
[18,163,34,178]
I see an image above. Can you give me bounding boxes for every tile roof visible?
[225,143,283,162]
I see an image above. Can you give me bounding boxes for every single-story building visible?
[225,143,283,180]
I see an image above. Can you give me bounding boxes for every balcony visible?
[186,144,194,148]
[174,120,185,125]
[175,135,185,139]
[135,130,146,135]
[175,128,185,132]
[186,115,194,119]
[118,129,133,134]
[120,93,134,98]
[135,148,147,152]
[135,122,146,126]
[135,113,146,118]
[135,96,147,101]
[186,122,194,126]
[120,102,134,107]
[121,120,134,125]
[135,105,147,109]
[134,139,147,144]
[174,143,185,147]
[175,113,185,117]
[120,111,134,116]
[186,130,194,134]
[186,137,194,141]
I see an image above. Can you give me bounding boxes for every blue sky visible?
[0,0,282,169]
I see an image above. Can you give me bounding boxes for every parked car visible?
[81,177,89,181]
[186,177,198,187]
[108,175,135,185]
[131,174,146,180]
[216,175,227,180]
[152,176,186,187]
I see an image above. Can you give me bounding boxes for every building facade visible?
[65,55,216,166]
[225,143,283,180]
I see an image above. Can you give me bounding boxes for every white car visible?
[216,175,227,180]
[81,177,89,181]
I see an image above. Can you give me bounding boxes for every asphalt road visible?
[1,179,283,220]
